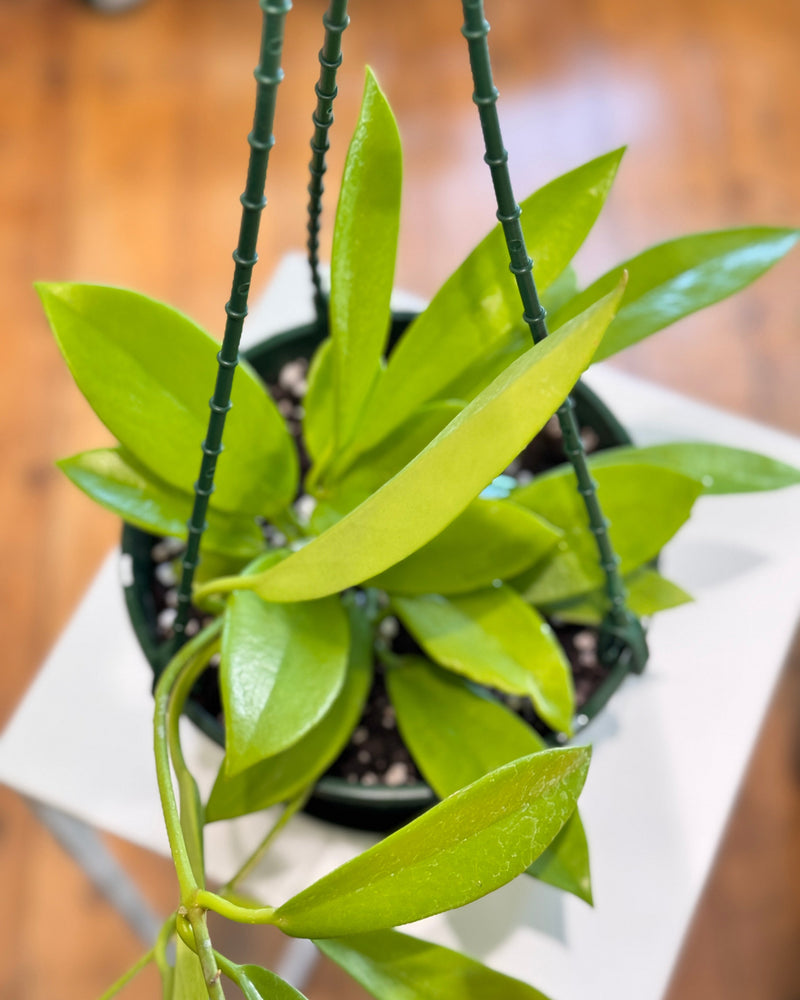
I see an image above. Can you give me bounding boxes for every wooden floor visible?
[1,0,798,996]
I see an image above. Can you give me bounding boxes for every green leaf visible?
[368,499,560,596]
[511,465,702,604]
[38,282,298,517]
[215,284,624,604]
[302,338,335,467]
[220,592,349,775]
[387,655,590,902]
[59,447,263,558]
[273,746,590,938]
[329,67,402,453]
[393,587,574,735]
[526,813,592,905]
[328,399,464,495]
[541,264,578,315]
[551,227,800,360]
[206,603,373,822]
[347,149,625,455]
[317,929,552,1000]
[387,655,548,792]
[172,938,206,1000]
[543,567,692,626]
[587,441,800,495]
[236,964,309,1000]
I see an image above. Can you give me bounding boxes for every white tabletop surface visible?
[2,254,799,1000]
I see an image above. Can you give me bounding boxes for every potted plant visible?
[35,1,799,997]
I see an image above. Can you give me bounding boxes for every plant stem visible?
[193,889,277,926]
[96,948,154,1000]
[167,637,222,781]
[188,906,227,1000]
[174,0,293,640]
[222,787,312,894]
[459,0,648,674]
[153,913,178,992]
[213,950,243,984]
[307,0,350,322]
[154,619,223,900]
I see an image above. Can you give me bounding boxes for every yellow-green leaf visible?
[326,399,464,495]
[393,587,574,735]
[346,149,625,456]
[329,68,402,453]
[207,603,373,822]
[387,656,590,902]
[302,338,334,467]
[59,447,263,558]
[551,227,800,360]
[368,499,560,596]
[236,964,309,1000]
[172,938,206,1000]
[543,567,692,625]
[273,746,590,938]
[220,592,349,775]
[207,284,624,605]
[512,464,702,604]
[317,929,552,999]
[38,282,298,517]
[526,816,593,905]
[587,441,800,495]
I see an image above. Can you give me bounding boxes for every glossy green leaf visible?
[59,447,263,558]
[587,441,800,494]
[329,68,402,453]
[172,938,206,1000]
[302,337,334,467]
[427,329,528,419]
[544,567,692,625]
[220,592,349,775]
[541,264,578,315]
[347,149,625,455]
[551,227,800,360]
[307,493,365,536]
[512,465,702,604]
[328,399,464,496]
[368,499,560,596]
[273,745,590,938]
[236,964,309,1000]
[393,587,574,735]
[387,655,549,792]
[193,549,253,587]
[317,929,551,1000]
[38,282,298,516]
[387,656,590,902]
[206,603,373,822]
[526,815,592,905]
[214,284,623,604]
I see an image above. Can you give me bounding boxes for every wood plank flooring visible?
[1,0,798,996]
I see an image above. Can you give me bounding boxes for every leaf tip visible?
[606,144,627,168]
[34,280,64,307]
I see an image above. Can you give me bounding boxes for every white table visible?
[2,255,800,1000]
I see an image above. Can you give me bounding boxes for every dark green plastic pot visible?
[122,312,633,832]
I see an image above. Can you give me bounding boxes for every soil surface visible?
[147,357,613,788]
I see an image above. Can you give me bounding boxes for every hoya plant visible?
[37,1,799,998]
